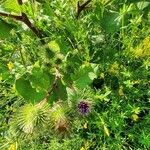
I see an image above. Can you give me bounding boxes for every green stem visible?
[121,14,125,39]
[19,48,26,69]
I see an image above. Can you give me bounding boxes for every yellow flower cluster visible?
[134,36,150,58]
[9,144,16,150]
[131,107,140,122]
[7,62,14,71]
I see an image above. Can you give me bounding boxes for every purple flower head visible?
[78,100,90,116]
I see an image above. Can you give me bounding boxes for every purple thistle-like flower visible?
[78,100,90,115]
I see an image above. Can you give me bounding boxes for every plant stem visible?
[19,47,26,69]
[0,0,45,44]
[36,75,58,108]
[76,0,92,19]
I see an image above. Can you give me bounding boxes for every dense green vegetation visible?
[0,0,150,149]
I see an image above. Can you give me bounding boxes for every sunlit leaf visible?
[48,41,60,53]
[15,77,46,103]
[29,67,54,91]
[104,125,110,137]
[72,65,95,89]
[1,0,21,14]
[137,1,150,10]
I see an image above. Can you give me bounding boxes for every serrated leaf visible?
[0,19,14,39]
[29,68,54,91]
[72,65,94,89]
[15,77,45,103]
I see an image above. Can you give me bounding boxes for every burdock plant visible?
[77,99,93,116]
[50,102,69,135]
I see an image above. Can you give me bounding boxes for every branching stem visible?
[76,0,92,19]
[36,75,59,108]
[0,0,45,44]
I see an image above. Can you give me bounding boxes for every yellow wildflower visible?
[9,144,16,150]
[134,36,150,58]
[80,147,85,150]
[7,62,14,71]
[132,114,139,122]
[83,122,88,129]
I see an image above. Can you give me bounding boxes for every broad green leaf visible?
[72,65,95,89]
[29,67,54,91]
[15,77,46,103]
[56,79,67,100]
[0,19,14,39]
[100,10,120,34]
[48,79,67,103]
